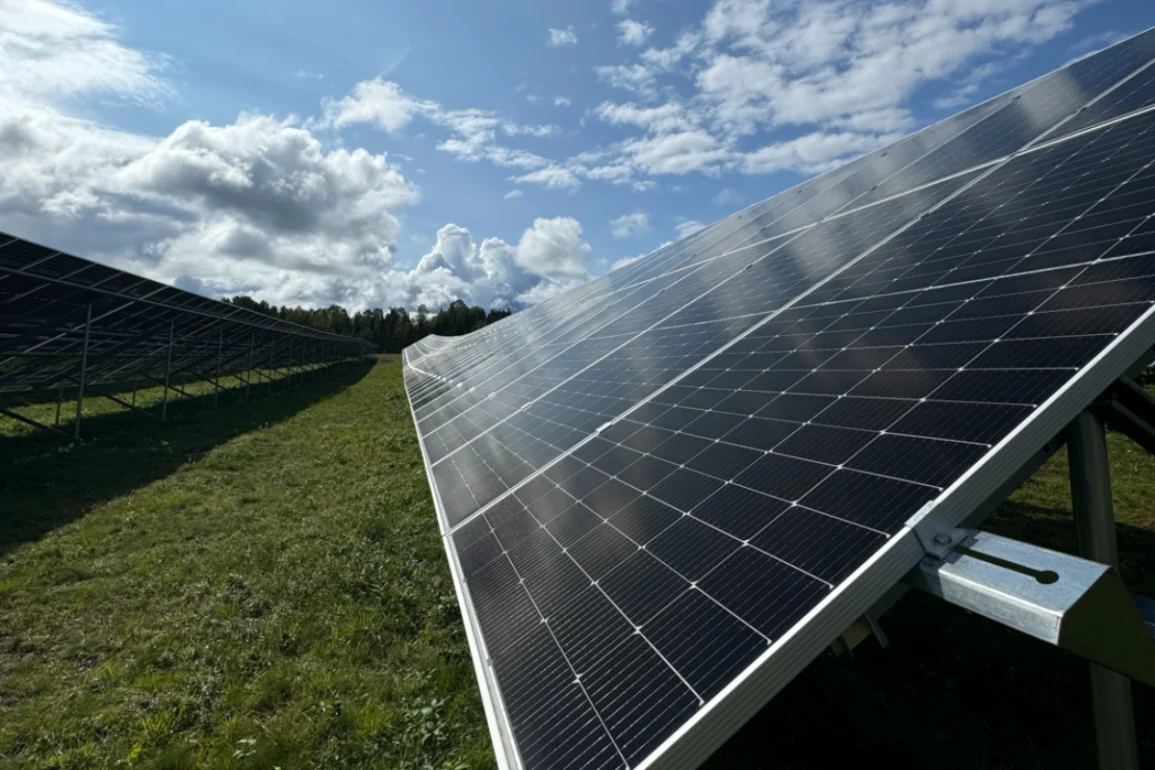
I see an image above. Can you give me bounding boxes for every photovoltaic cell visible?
[405,29,1155,770]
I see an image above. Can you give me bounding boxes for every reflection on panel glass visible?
[404,31,1155,770]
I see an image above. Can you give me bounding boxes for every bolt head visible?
[933,532,953,546]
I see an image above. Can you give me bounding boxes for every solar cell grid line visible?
[410,288,651,396]
[846,34,1155,211]
[412,252,788,438]
[492,98,1150,706]
[820,111,1155,303]
[1051,44,1155,139]
[612,81,1045,285]
[411,140,952,398]
[408,204,840,422]
[410,283,666,415]
[407,35,1155,770]
[425,172,993,526]
[406,40,1155,445]
[423,169,982,478]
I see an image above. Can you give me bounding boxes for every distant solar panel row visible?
[405,30,1155,770]
[0,234,371,403]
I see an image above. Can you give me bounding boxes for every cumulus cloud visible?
[504,189,524,199]
[554,96,572,107]
[322,78,555,172]
[0,0,595,313]
[610,0,635,15]
[319,0,1086,195]
[322,78,434,133]
[585,0,1091,181]
[548,26,578,47]
[617,19,654,46]
[610,211,650,239]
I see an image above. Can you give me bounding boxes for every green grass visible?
[0,357,492,769]
[1,356,1152,769]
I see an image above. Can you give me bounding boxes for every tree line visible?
[223,296,513,353]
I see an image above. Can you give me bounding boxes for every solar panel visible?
[405,30,1155,770]
[0,233,371,405]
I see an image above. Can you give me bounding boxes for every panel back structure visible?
[404,30,1155,770]
[0,232,372,432]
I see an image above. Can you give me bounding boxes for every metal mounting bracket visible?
[1092,376,1155,455]
[906,529,1155,687]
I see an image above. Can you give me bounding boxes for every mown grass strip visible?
[1,356,492,770]
[1,356,1152,769]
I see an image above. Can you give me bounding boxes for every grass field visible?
[1,356,1152,769]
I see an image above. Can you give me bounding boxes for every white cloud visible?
[323,78,555,172]
[548,26,579,47]
[584,0,1090,185]
[403,217,593,309]
[510,165,582,190]
[0,0,1106,314]
[610,211,649,239]
[504,189,523,199]
[741,131,900,175]
[712,187,741,207]
[617,19,654,46]
[0,0,593,314]
[502,122,557,138]
[322,78,435,133]
[0,0,170,109]
[674,219,705,239]
[514,216,591,281]
[693,0,1083,137]
[620,130,730,175]
[596,101,697,134]
[595,63,659,98]
[292,69,324,80]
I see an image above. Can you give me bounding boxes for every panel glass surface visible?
[404,30,1155,770]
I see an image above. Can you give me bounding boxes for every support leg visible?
[54,382,64,427]
[215,327,223,407]
[162,319,174,421]
[1068,411,1139,770]
[74,304,92,440]
[246,334,255,401]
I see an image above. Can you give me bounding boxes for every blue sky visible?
[1,0,1153,311]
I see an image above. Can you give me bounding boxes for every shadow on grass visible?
[704,499,1155,770]
[0,361,374,557]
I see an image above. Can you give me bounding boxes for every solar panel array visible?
[0,231,372,406]
[405,30,1155,770]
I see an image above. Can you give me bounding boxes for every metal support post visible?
[162,319,174,421]
[1068,411,1139,770]
[215,328,223,407]
[55,381,64,426]
[247,334,255,400]
[74,304,92,440]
